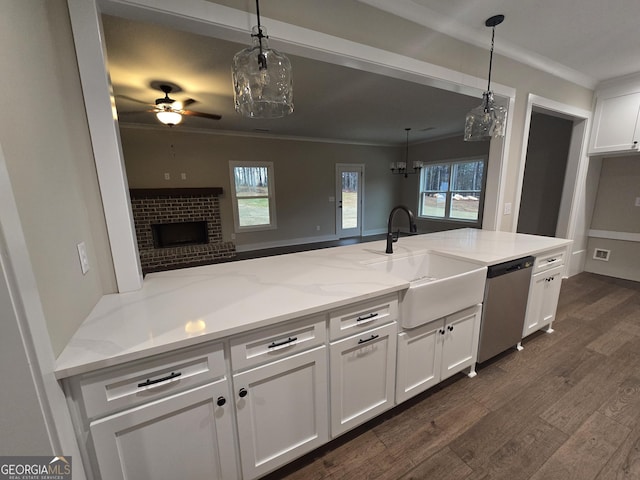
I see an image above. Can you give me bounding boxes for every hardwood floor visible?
[263,272,640,480]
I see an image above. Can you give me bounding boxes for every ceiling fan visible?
[117,82,222,126]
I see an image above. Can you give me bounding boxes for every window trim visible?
[417,155,488,226]
[229,161,277,233]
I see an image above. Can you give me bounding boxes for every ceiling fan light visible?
[156,110,182,126]
[232,22,293,119]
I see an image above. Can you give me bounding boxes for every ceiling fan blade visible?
[115,94,153,106]
[182,98,197,108]
[183,110,222,120]
[118,110,155,116]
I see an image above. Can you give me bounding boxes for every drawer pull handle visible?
[439,328,446,335]
[216,396,227,407]
[358,334,379,344]
[239,388,248,398]
[357,312,379,323]
[137,371,182,388]
[447,325,454,332]
[268,336,298,349]
[547,258,557,263]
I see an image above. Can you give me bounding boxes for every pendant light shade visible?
[232,1,293,119]
[464,15,506,142]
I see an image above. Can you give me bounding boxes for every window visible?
[229,161,276,231]
[418,157,487,223]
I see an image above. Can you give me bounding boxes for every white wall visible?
[0,0,116,356]
[585,155,640,281]
[121,127,401,247]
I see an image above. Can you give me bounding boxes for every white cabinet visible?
[90,378,238,480]
[589,90,640,155]
[396,305,481,403]
[64,342,239,480]
[523,265,563,338]
[329,322,397,437]
[230,317,328,480]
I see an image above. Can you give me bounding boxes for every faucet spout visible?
[386,205,417,254]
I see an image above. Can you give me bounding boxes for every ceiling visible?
[102,1,640,145]
[362,0,640,88]
[102,14,481,146]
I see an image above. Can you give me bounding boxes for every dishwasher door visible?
[477,257,534,363]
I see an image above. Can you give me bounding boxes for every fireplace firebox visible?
[152,221,208,248]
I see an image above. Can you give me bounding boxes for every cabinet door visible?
[540,267,563,328]
[90,379,238,480]
[330,322,397,437]
[440,306,480,381]
[233,346,328,480]
[396,320,443,403]
[590,92,640,155]
[523,266,563,338]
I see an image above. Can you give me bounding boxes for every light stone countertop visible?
[54,229,571,379]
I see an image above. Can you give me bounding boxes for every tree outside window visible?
[419,158,486,223]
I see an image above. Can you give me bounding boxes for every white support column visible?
[67,0,143,292]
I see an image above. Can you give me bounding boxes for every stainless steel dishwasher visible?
[477,256,534,363]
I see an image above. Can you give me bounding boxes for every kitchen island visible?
[56,228,571,480]
[56,229,570,378]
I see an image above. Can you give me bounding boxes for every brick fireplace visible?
[130,188,236,274]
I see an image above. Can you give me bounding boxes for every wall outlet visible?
[77,242,90,274]
[231,233,236,240]
[593,248,611,261]
[316,225,320,231]
[635,197,640,207]
[503,202,512,215]
[181,173,187,180]
[164,172,170,180]
[328,196,335,203]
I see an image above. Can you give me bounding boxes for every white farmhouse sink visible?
[367,252,487,328]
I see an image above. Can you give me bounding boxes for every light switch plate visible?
[503,203,512,215]
[635,197,640,207]
[77,242,90,274]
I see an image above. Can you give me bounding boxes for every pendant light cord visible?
[405,128,410,164]
[487,26,495,93]
[254,0,267,70]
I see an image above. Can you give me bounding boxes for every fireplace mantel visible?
[129,187,223,198]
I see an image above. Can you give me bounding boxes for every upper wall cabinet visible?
[589,89,640,156]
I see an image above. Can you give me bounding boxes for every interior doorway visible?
[517,111,573,237]
[336,164,364,238]
[513,94,592,277]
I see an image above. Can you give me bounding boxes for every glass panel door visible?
[336,164,363,238]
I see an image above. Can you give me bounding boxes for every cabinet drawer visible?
[534,249,565,274]
[230,315,326,372]
[76,342,226,420]
[329,295,398,341]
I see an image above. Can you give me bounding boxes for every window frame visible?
[417,156,488,226]
[229,161,277,233]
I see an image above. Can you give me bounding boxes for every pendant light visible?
[390,128,423,178]
[231,0,294,119]
[464,14,507,142]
